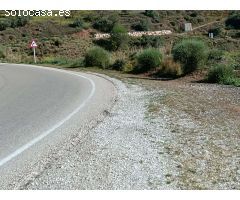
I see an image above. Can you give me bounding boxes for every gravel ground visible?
[12,72,240,190]
[135,79,240,189]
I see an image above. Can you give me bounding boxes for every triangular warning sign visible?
[30,40,38,48]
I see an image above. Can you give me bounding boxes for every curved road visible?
[0,63,115,185]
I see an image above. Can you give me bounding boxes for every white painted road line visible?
[0,64,96,167]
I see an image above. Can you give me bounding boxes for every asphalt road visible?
[0,64,115,188]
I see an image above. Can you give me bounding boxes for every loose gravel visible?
[11,73,240,190]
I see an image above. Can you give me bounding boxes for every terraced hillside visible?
[0,10,234,63]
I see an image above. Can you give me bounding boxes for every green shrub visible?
[0,16,29,31]
[85,47,110,68]
[143,10,160,22]
[225,12,240,29]
[223,51,240,70]
[140,35,163,48]
[10,16,30,28]
[51,37,62,47]
[208,49,224,62]
[172,39,208,74]
[111,59,126,71]
[132,19,151,31]
[208,27,222,37]
[110,23,129,51]
[41,57,70,65]
[196,16,205,23]
[69,58,85,68]
[70,18,85,28]
[16,16,30,27]
[233,32,240,38]
[122,61,135,73]
[207,64,235,84]
[40,56,85,68]
[144,10,158,18]
[190,11,198,17]
[93,38,112,51]
[129,35,164,48]
[135,48,162,73]
[143,35,164,48]
[0,46,6,59]
[0,19,11,31]
[93,17,117,32]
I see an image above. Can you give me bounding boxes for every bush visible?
[16,16,30,27]
[143,10,160,22]
[85,47,110,68]
[208,49,224,62]
[93,38,112,51]
[135,48,162,73]
[0,16,29,31]
[0,47,6,59]
[160,57,182,78]
[69,18,85,28]
[142,35,164,48]
[172,39,208,74]
[234,32,240,38]
[225,12,240,29]
[131,19,151,31]
[109,23,129,51]
[190,12,198,17]
[208,27,222,37]
[122,61,135,73]
[69,58,85,68]
[0,19,11,31]
[41,56,85,68]
[111,59,126,71]
[10,16,30,28]
[93,17,117,32]
[129,35,164,48]
[223,51,240,70]
[41,57,70,65]
[144,10,158,18]
[51,37,62,47]
[207,64,235,84]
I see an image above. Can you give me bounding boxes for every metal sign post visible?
[33,47,36,63]
[30,40,38,63]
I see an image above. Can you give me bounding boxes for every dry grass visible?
[160,57,182,77]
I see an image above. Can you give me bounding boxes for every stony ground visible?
[132,78,240,189]
[14,69,240,189]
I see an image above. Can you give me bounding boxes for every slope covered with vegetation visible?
[0,10,239,86]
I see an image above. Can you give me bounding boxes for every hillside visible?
[0,10,236,62]
[0,10,239,86]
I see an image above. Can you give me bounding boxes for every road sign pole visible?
[33,47,36,63]
[30,39,37,63]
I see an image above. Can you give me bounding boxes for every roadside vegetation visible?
[0,10,239,87]
[134,48,162,73]
[172,39,208,74]
[85,47,110,68]
[207,64,240,86]
[0,16,30,31]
